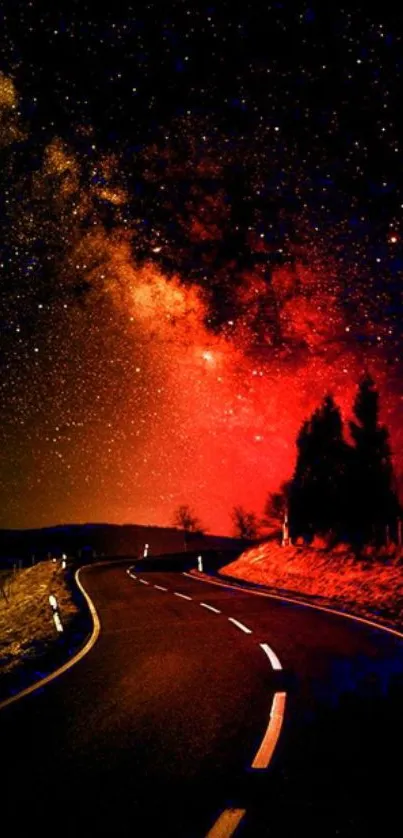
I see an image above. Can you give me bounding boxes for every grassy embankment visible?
[0,561,79,678]
[221,538,403,627]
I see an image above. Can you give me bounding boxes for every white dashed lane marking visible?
[260,642,282,670]
[125,568,286,833]
[200,602,221,614]
[228,617,252,634]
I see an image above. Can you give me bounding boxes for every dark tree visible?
[231,506,259,540]
[289,418,316,541]
[289,394,351,542]
[172,504,204,534]
[349,375,400,546]
[263,480,291,525]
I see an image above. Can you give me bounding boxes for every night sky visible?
[0,2,403,533]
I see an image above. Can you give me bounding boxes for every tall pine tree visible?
[289,394,351,542]
[349,375,399,546]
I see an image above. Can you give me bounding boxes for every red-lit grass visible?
[222,539,403,627]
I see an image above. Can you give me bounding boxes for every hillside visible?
[0,523,244,567]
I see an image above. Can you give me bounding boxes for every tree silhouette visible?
[349,374,400,546]
[288,378,400,548]
[172,504,204,534]
[231,506,259,540]
[263,480,291,526]
[289,394,351,542]
[289,418,316,541]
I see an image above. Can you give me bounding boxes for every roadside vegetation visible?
[220,374,403,627]
[0,560,78,678]
[221,539,403,628]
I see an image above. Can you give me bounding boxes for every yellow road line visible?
[206,808,246,838]
[251,691,287,769]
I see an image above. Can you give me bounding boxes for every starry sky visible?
[0,2,403,533]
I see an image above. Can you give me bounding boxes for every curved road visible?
[2,562,403,836]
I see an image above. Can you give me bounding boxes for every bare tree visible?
[172,504,204,534]
[231,506,259,540]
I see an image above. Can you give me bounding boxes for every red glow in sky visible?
[84,249,392,534]
[0,74,402,534]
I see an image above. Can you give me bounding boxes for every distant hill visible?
[0,523,246,567]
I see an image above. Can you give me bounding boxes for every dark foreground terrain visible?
[2,562,403,836]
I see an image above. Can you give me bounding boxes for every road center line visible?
[251,691,287,770]
[260,642,282,670]
[174,592,192,600]
[228,617,252,634]
[185,570,403,643]
[206,807,246,838]
[154,585,168,591]
[139,579,149,585]
[200,602,221,614]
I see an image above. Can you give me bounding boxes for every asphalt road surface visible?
[2,562,403,837]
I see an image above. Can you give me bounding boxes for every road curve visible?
[2,562,403,837]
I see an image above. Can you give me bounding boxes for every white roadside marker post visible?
[281,508,291,547]
[197,555,203,572]
[143,543,149,558]
[49,594,63,633]
[53,612,64,633]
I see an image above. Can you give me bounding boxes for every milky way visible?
[0,5,402,533]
